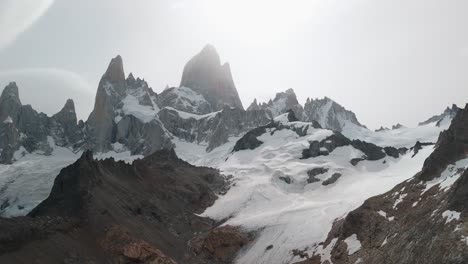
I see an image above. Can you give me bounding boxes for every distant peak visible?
[2,82,19,97]
[127,72,135,82]
[201,43,217,53]
[62,99,75,112]
[285,88,295,94]
[104,55,125,84]
[1,82,21,104]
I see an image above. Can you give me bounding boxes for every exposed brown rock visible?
[189,225,251,263]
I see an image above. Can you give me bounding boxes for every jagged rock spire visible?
[103,55,125,85]
[180,44,243,111]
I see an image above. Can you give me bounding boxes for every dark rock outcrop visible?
[302,132,403,164]
[189,225,252,264]
[419,104,468,181]
[307,168,329,184]
[180,44,243,111]
[0,149,229,263]
[322,173,342,186]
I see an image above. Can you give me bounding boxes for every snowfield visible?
[173,115,438,264]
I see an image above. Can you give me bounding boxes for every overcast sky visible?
[1,0,468,129]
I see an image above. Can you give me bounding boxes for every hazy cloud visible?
[0,0,54,50]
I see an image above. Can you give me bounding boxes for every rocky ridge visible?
[0,149,251,263]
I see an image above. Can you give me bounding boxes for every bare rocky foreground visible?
[0,149,251,264]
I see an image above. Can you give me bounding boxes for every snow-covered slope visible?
[172,113,435,264]
[157,86,212,114]
[342,121,448,148]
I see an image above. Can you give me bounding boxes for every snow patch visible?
[3,116,13,124]
[442,210,461,224]
[344,234,361,255]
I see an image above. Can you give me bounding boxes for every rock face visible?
[158,106,271,151]
[419,104,460,126]
[85,56,172,155]
[296,105,468,264]
[247,88,304,120]
[158,86,212,114]
[189,225,252,264]
[0,82,82,163]
[0,149,231,263]
[303,97,365,132]
[180,44,244,111]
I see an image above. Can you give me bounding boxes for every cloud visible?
[0,68,95,120]
[0,0,54,50]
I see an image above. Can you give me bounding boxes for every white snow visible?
[120,94,158,123]
[381,236,388,247]
[164,106,219,120]
[393,193,407,209]
[3,116,13,124]
[171,123,435,264]
[342,121,448,148]
[442,210,461,224]
[378,210,387,218]
[344,234,361,255]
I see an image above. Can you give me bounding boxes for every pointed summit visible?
[62,99,75,113]
[1,82,20,104]
[103,55,125,85]
[180,44,243,111]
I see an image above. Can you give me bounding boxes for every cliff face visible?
[180,45,244,111]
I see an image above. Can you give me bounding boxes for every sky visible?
[1,0,468,129]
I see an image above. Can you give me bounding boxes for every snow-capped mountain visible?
[0,82,83,164]
[85,55,172,155]
[0,45,467,264]
[180,44,244,111]
[247,88,304,120]
[303,97,365,132]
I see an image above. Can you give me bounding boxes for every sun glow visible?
[200,0,317,44]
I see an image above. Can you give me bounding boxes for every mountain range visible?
[0,45,466,264]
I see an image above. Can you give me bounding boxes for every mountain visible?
[1,49,467,264]
[85,55,172,155]
[0,149,250,264]
[303,97,365,132]
[419,104,460,127]
[180,44,244,111]
[247,88,304,120]
[0,82,83,164]
[296,104,468,264]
